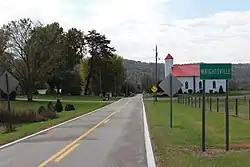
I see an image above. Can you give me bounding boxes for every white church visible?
[164,54,226,93]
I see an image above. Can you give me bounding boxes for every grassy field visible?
[179,97,250,120]
[144,90,249,98]
[145,100,250,167]
[0,100,109,145]
[16,94,120,101]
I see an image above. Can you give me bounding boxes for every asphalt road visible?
[0,96,147,167]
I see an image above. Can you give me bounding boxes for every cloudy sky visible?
[1,0,250,64]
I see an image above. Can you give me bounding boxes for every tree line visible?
[0,18,135,101]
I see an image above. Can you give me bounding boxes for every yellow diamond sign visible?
[151,86,158,93]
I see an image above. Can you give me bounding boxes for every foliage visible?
[69,85,82,95]
[188,89,193,94]
[65,104,75,111]
[209,89,213,94]
[1,90,17,100]
[219,86,224,93]
[84,30,115,95]
[54,99,63,112]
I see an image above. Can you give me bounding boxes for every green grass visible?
[145,100,250,167]
[180,97,250,119]
[0,101,109,145]
[16,94,120,101]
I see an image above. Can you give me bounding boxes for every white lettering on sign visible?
[201,68,231,75]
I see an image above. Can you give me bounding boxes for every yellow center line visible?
[38,99,132,167]
[103,119,110,124]
[38,112,116,167]
[54,143,79,163]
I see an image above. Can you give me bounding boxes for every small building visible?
[164,54,226,93]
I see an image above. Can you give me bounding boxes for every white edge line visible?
[141,97,156,167]
[0,98,124,150]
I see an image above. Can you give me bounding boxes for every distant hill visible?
[123,59,250,90]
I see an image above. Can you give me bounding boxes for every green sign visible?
[200,63,232,80]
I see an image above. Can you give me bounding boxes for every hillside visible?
[123,59,250,90]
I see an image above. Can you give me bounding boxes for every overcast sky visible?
[1,0,250,64]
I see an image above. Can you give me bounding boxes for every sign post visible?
[200,63,232,152]
[151,85,158,104]
[159,73,183,128]
[202,80,206,152]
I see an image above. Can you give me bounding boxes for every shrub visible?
[196,91,200,94]
[47,101,54,111]
[209,89,213,94]
[38,105,57,119]
[188,89,193,94]
[214,91,218,94]
[178,88,183,94]
[70,85,82,96]
[55,99,63,112]
[184,92,187,94]
[219,86,224,94]
[65,104,75,111]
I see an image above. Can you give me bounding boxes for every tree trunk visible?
[84,57,94,95]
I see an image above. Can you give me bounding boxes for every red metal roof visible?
[172,64,200,77]
[165,54,173,60]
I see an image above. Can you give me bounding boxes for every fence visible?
[177,95,250,119]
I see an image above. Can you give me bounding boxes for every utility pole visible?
[155,45,158,102]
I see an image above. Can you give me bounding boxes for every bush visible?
[214,91,218,94]
[196,91,200,94]
[38,105,57,119]
[184,92,187,94]
[70,85,82,96]
[65,104,75,111]
[188,89,193,94]
[47,101,54,111]
[54,99,63,112]
[219,86,224,94]
[178,88,183,94]
[209,89,213,94]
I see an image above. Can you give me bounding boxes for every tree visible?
[84,30,115,95]
[47,28,85,94]
[3,19,63,101]
[80,54,126,96]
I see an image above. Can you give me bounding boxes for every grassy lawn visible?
[16,94,120,101]
[145,100,250,167]
[0,100,109,145]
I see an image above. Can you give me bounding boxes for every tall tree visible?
[47,28,85,94]
[84,30,115,95]
[3,19,63,101]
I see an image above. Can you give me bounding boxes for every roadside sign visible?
[0,71,19,94]
[159,73,183,95]
[151,85,158,93]
[200,63,232,80]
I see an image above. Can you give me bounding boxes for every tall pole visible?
[225,79,229,151]
[170,74,173,128]
[202,80,206,152]
[155,45,158,102]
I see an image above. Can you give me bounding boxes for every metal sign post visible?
[202,80,206,152]
[5,73,11,113]
[159,73,182,128]
[225,79,229,151]
[200,63,232,152]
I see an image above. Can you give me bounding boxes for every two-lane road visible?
[0,95,150,167]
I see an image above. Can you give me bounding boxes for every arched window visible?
[185,81,188,89]
[199,81,202,89]
[213,81,216,89]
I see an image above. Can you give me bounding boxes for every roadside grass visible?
[144,90,249,98]
[185,97,250,119]
[0,101,108,145]
[145,100,250,167]
[16,95,120,101]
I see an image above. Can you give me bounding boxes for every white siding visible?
[165,59,173,78]
[177,76,226,93]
